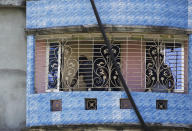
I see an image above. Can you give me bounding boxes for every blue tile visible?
[26,92,192,126]
[189,35,192,94]
[27,35,35,95]
[26,0,188,29]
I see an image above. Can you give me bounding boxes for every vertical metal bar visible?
[57,42,61,92]
[89,0,149,130]
[78,36,80,89]
[141,36,142,90]
[126,36,128,86]
[91,37,94,91]
[174,39,178,89]
[108,38,112,91]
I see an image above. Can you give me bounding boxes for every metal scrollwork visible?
[61,43,78,89]
[146,41,175,92]
[93,44,121,88]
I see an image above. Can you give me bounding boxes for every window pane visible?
[48,43,59,89]
[93,43,121,91]
[145,42,175,92]
[165,43,184,90]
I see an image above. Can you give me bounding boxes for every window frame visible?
[164,42,185,92]
[34,34,188,93]
[145,41,185,92]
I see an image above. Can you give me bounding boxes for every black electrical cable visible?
[90,0,149,131]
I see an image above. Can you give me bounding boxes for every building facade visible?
[0,0,26,131]
[26,0,192,127]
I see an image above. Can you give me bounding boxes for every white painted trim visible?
[181,43,185,91]
[56,42,61,92]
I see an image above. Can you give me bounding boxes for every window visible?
[47,43,60,91]
[52,40,121,91]
[34,34,188,93]
[146,41,185,92]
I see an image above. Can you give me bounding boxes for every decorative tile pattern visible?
[156,100,168,110]
[26,0,188,29]
[85,98,97,110]
[120,98,132,109]
[26,92,192,126]
[51,100,62,111]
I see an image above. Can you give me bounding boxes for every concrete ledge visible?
[0,69,26,75]
[26,25,191,35]
[23,123,192,131]
[0,0,25,8]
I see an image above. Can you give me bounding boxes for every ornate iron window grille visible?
[59,41,121,91]
[34,34,187,93]
[146,41,184,92]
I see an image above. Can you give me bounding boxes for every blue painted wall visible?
[188,0,192,28]
[26,0,188,29]
[26,35,35,95]
[188,35,192,94]
[27,92,192,126]
[26,0,192,127]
